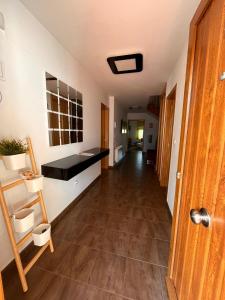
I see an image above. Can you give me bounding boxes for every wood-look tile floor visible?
[3,150,171,300]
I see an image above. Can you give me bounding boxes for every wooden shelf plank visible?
[1,178,24,192]
[21,197,40,209]
[8,196,40,218]
[17,232,32,249]
[24,242,49,275]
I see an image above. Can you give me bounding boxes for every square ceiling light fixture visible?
[107,53,143,74]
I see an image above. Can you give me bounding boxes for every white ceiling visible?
[20,0,199,108]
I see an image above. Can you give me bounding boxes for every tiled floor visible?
[3,150,171,300]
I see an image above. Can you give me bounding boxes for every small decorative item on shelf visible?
[0,138,27,170]
[13,208,34,233]
[32,223,51,247]
[21,170,43,193]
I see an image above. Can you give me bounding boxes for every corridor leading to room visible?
[3,150,171,300]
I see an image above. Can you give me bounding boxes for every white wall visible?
[166,44,188,214]
[0,0,107,270]
[109,97,127,166]
[127,113,158,152]
[166,0,201,214]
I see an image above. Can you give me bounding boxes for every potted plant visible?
[0,138,27,170]
[21,170,43,193]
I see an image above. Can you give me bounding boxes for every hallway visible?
[3,151,171,300]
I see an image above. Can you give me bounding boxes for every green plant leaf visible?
[0,138,27,156]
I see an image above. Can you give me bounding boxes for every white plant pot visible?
[13,208,34,233]
[24,175,43,193]
[32,223,51,247]
[2,153,26,170]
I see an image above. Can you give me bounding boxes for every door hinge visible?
[220,72,225,81]
[176,171,182,179]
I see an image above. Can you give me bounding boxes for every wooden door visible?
[101,103,109,169]
[0,273,4,300]
[156,92,166,175]
[167,0,225,299]
[159,88,176,187]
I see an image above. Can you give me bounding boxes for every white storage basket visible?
[3,153,26,170]
[24,175,43,193]
[13,208,34,233]
[32,223,51,247]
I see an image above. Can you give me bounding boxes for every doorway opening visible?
[127,120,145,151]
[101,103,109,170]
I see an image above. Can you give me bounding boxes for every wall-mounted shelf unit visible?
[0,137,54,293]
[42,147,109,180]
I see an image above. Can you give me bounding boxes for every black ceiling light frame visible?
[107,53,143,74]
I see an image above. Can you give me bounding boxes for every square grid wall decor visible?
[45,72,83,146]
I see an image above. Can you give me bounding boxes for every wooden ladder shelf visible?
[0,137,54,292]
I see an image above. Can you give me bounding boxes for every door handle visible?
[190,208,211,227]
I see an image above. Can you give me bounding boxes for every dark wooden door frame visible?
[157,85,176,187]
[156,91,166,176]
[101,103,109,169]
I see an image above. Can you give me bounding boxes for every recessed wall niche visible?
[45,72,83,146]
